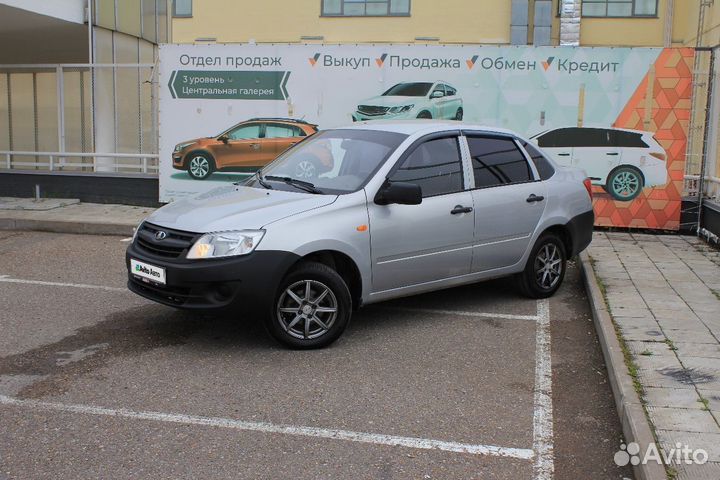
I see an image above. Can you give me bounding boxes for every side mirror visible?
[374,181,422,206]
[218,135,229,144]
[431,90,444,99]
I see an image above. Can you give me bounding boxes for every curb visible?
[0,218,134,236]
[579,252,667,480]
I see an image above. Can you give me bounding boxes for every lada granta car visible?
[128,121,594,349]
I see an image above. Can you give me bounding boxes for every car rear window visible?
[467,136,533,188]
[522,142,555,180]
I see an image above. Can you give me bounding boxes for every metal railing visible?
[685,174,720,200]
[0,151,159,174]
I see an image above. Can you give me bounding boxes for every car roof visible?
[542,125,654,135]
[329,120,516,137]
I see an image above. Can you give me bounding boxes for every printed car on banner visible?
[158,45,694,230]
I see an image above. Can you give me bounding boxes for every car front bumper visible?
[126,242,300,311]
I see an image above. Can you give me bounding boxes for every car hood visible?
[146,185,338,232]
[359,95,420,107]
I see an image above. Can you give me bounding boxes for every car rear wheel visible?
[606,166,643,201]
[187,153,214,180]
[267,262,352,349]
[517,233,567,299]
[454,107,463,120]
[417,111,432,119]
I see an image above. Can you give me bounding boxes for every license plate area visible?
[130,259,166,285]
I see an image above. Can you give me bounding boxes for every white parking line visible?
[378,306,539,322]
[0,394,534,460]
[532,299,554,480]
[0,275,127,293]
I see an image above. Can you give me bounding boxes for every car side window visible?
[467,136,533,188]
[536,129,568,148]
[389,137,464,198]
[522,141,555,180]
[443,84,456,96]
[228,124,261,140]
[265,124,301,139]
[614,130,648,148]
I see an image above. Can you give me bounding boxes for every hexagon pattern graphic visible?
[594,48,694,230]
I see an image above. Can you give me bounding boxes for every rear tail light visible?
[583,178,593,200]
[650,151,666,161]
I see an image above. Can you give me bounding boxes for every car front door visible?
[464,134,547,272]
[428,84,448,119]
[367,134,474,293]
[534,128,573,167]
[210,123,266,170]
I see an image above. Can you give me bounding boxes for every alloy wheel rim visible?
[612,171,639,198]
[295,160,315,179]
[277,280,338,340]
[534,243,562,289]
[190,156,209,177]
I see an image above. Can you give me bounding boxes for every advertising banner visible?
[159,44,694,230]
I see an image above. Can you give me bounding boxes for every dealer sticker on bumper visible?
[130,259,166,285]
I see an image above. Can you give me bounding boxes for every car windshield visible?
[382,83,433,97]
[246,129,408,194]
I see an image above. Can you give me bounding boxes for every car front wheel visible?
[267,262,352,349]
[187,153,214,180]
[517,233,567,299]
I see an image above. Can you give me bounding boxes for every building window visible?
[321,0,410,17]
[581,0,657,17]
[173,0,192,17]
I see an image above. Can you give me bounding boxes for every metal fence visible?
[0,63,157,175]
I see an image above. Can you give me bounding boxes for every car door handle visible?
[526,194,545,203]
[557,153,571,157]
[450,205,473,215]
[606,152,619,156]
[249,143,260,150]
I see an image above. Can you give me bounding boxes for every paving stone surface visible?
[589,232,720,475]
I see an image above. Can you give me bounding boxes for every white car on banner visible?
[352,81,463,121]
[531,126,668,201]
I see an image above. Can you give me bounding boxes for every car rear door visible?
[570,128,621,183]
[264,123,304,161]
[463,133,547,272]
[367,133,474,293]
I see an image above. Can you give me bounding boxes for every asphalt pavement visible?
[0,230,632,479]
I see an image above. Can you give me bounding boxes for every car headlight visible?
[187,230,265,259]
[174,142,194,152]
[388,104,414,114]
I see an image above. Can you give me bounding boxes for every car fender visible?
[258,191,373,303]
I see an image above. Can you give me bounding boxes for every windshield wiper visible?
[255,172,273,189]
[265,175,323,194]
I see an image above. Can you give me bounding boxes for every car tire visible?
[417,111,432,119]
[454,107,463,121]
[266,261,352,349]
[187,152,215,180]
[606,166,644,201]
[517,232,567,299]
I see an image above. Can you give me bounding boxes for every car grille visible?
[129,276,194,305]
[135,222,199,259]
[357,105,390,116]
